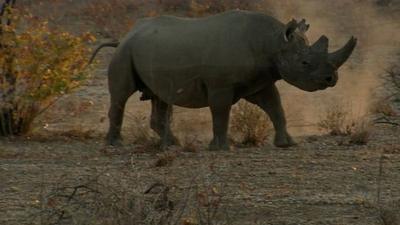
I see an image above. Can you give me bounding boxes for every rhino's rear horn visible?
[311,35,329,52]
[328,36,357,68]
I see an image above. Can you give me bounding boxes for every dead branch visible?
[374,116,400,126]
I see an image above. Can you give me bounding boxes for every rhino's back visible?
[123,10,284,107]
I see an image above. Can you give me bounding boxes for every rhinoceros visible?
[92,10,357,150]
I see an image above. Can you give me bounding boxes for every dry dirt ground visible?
[1,121,400,224]
[1,1,400,225]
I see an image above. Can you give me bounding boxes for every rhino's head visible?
[275,19,357,92]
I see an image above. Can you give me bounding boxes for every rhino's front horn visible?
[328,36,357,68]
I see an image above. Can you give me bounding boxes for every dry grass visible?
[181,136,200,153]
[32,161,229,225]
[230,100,272,147]
[154,150,178,167]
[30,128,99,142]
[349,119,372,145]
[33,172,176,225]
[129,114,159,148]
[317,103,351,136]
[380,200,400,225]
[376,155,400,225]
[318,103,372,145]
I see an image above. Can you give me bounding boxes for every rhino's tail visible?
[88,41,120,65]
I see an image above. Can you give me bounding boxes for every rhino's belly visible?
[141,74,209,108]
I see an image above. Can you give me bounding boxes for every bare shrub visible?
[373,62,400,126]
[371,98,398,117]
[385,64,400,99]
[318,103,372,145]
[382,63,400,102]
[34,173,175,225]
[188,0,213,16]
[0,4,94,137]
[376,0,394,7]
[80,0,258,37]
[206,0,254,12]
[80,0,140,38]
[317,103,353,136]
[188,0,255,17]
[33,165,229,225]
[349,119,372,145]
[129,114,159,147]
[230,100,272,147]
[158,0,191,11]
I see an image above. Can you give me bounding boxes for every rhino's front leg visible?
[208,89,233,151]
[245,84,296,148]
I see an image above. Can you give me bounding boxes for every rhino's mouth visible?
[309,86,327,92]
[313,83,331,91]
[282,77,331,92]
[319,86,329,90]
[302,84,330,92]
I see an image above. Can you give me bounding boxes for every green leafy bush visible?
[0,6,95,136]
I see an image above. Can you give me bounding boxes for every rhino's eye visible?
[302,61,311,66]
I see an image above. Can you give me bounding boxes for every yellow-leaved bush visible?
[0,8,95,136]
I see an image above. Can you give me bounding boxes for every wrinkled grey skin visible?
[97,10,357,150]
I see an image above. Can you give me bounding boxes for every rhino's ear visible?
[283,19,298,42]
[298,19,309,33]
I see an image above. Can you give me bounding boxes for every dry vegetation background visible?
[1,0,400,225]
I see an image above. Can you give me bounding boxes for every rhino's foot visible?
[209,139,230,151]
[168,135,180,146]
[274,133,297,148]
[106,135,123,147]
[159,136,180,150]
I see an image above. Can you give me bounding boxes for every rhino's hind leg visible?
[245,84,296,148]
[150,97,179,149]
[106,57,137,146]
[107,89,136,146]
